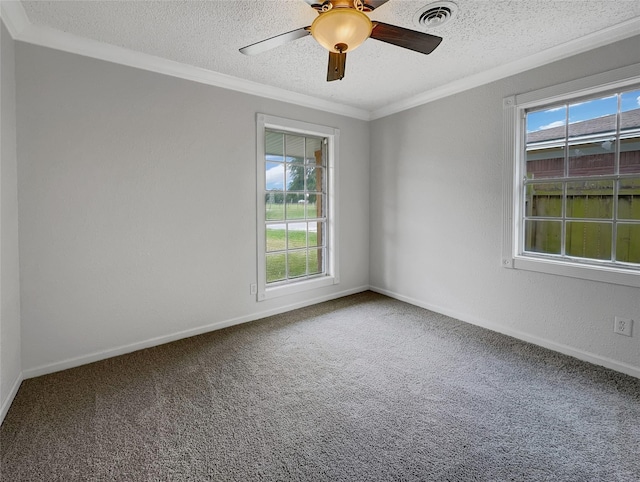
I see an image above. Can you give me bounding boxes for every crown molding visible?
[370,16,640,120]
[0,2,371,121]
[2,0,639,122]
[0,0,29,38]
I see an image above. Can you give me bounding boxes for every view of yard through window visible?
[264,130,327,283]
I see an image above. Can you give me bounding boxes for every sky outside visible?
[527,89,640,132]
[266,160,285,190]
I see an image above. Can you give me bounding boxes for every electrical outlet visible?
[614,317,633,337]
[250,283,257,295]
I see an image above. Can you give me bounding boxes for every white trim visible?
[256,114,339,301]
[370,286,640,380]
[370,17,640,120]
[512,256,640,288]
[0,372,23,426]
[16,284,640,386]
[2,1,639,121]
[0,0,29,38]
[514,63,640,108]
[503,63,640,287]
[22,285,369,379]
[3,19,371,121]
[501,95,517,269]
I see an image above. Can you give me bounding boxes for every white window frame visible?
[502,63,640,288]
[256,114,340,301]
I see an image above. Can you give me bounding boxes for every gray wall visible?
[369,34,640,374]
[1,20,22,419]
[5,25,640,397]
[16,43,370,375]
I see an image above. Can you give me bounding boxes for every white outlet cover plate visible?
[614,317,633,337]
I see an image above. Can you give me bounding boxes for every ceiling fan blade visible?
[327,51,346,81]
[239,27,311,56]
[363,0,391,9]
[370,22,442,55]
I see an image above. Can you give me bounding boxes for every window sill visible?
[507,255,640,288]
[258,275,339,301]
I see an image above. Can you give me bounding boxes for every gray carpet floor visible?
[1,291,639,481]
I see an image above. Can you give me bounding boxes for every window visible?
[503,63,640,287]
[256,114,339,300]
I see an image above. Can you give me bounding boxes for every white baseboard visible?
[15,282,639,413]
[22,285,370,380]
[1,372,23,426]
[370,285,640,380]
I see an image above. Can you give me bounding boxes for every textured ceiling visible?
[16,0,640,114]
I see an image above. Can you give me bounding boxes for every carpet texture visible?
[1,291,639,481]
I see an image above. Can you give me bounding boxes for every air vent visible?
[414,1,458,29]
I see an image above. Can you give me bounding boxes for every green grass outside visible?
[266,202,318,221]
[266,229,321,283]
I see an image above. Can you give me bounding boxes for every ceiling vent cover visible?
[414,1,458,29]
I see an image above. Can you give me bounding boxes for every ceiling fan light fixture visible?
[310,8,372,53]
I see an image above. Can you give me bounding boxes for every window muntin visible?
[522,87,640,268]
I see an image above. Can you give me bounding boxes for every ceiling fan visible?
[239,0,443,82]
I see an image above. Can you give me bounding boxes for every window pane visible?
[568,96,617,138]
[567,96,617,176]
[309,222,324,248]
[620,138,640,174]
[287,249,308,278]
[526,146,565,179]
[287,223,307,249]
[266,253,286,283]
[266,224,285,252]
[618,178,640,220]
[526,107,566,142]
[265,192,284,220]
[266,131,284,162]
[524,220,562,255]
[566,180,613,219]
[568,139,616,176]
[286,164,305,191]
[309,248,324,275]
[265,162,284,191]
[306,166,323,192]
[565,221,612,261]
[526,107,566,179]
[526,182,563,217]
[285,134,305,163]
[620,90,640,174]
[620,89,640,120]
[307,193,323,219]
[616,223,640,263]
[305,137,323,166]
[285,194,305,219]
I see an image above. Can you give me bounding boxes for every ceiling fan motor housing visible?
[312,0,375,12]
